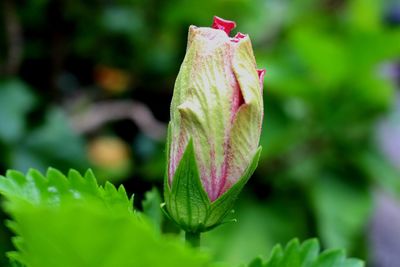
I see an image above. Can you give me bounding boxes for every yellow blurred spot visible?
[94,65,130,94]
[88,136,130,168]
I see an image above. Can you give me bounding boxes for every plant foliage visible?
[247,239,364,267]
[0,168,364,267]
[0,169,209,267]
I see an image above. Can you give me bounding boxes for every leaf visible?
[0,79,36,143]
[11,108,89,173]
[8,259,24,267]
[203,195,309,266]
[0,168,131,210]
[0,169,210,267]
[245,239,364,267]
[357,151,400,198]
[310,176,372,251]
[142,187,163,231]
[248,258,264,267]
[348,0,381,31]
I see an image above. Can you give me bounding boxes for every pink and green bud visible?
[163,16,264,233]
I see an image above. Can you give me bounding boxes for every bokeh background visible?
[1,0,400,266]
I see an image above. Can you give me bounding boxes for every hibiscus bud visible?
[163,16,264,233]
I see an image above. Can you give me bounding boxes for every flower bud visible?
[163,16,264,233]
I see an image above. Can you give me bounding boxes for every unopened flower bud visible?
[163,16,264,233]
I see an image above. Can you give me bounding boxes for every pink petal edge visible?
[257,69,266,91]
[212,16,236,35]
[231,32,247,43]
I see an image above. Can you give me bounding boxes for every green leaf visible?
[8,259,24,267]
[0,169,210,267]
[203,195,308,265]
[246,239,364,267]
[358,151,400,198]
[248,258,264,267]
[0,79,36,143]
[310,176,372,251]
[348,0,381,31]
[142,187,163,231]
[11,108,88,173]
[0,168,131,210]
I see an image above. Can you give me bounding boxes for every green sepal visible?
[164,139,211,232]
[163,142,262,233]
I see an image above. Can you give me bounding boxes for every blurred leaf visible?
[310,176,372,251]
[204,195,308,266]
[142,187,163,231]
[358,151,400,197]
[136,135,166,181]
[0,168,209,267]
[0,209,13,267]
[289,28,349,91]
[101,6,144,35]
[11,108,88,173]
[8,259,24,267]
[348,0,381,32]
[0,79,36,143]
[259,98,308,160]
[246,239,363,267]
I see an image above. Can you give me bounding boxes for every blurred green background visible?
[1,0,400,266]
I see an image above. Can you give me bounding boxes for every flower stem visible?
[185,231,200,247]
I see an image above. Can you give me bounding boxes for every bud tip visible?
[212,16,236,35]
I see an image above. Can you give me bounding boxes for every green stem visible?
[185,231,200,247]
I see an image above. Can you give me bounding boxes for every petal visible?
[169,28,238,200]
[257,69,266,91]
[211,16,236,35]
[218,35,263,195]
[231,32,247,43]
